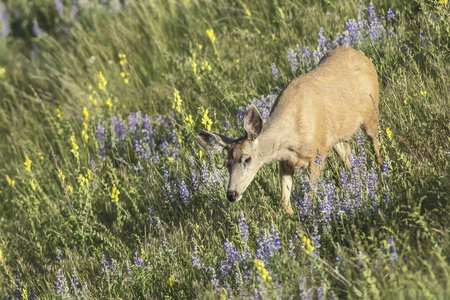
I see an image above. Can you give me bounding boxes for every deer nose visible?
[227,191,237,202]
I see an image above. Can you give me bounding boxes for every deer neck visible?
[256,127,293,165]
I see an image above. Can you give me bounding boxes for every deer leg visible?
[308,153,328,190]
[362,120,383,165]
[280,161,295,218]
[333,142,352,169]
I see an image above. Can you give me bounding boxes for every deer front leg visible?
[280,161,295,218]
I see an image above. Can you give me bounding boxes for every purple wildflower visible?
[54,0,64,17]
[32,19,43,38]
[256,225,281,262]
[192,246,203,269]
[96,122,106,158]
[287,48,298,73]
[271,63,279,80]
[386,9,395,21]
[134,251,144,267]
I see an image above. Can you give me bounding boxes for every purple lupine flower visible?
[288,240,296,258]
[56,271,66,295]
[70,270,80,293]
[54,0,64,18]
[239,212,249,243]
[0,3,11,38]
[317,27,328,53]
[134,251,144,267]
[111,116,127,144]
[191,170,200,193]
[32,19,43,38]
[223,119,231,133]
[209,267,219,287]
[128,112,137,133]
[386,9,395,21]
[256,225,281,262]
[271,63,279,80]
[177,178,190,206]
[287,48,298,73]
[192,246,203,268]
[96,122,106,158]
[368,2,377,23]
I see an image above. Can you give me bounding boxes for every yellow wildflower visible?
[302,236,315,255]
[0,249,2,261]
[403,99,407,105]
[97,71,107,92]
[277,7,285,19]
[70,135,79,159]
[201,60,211,71]
[21,287,27,300]
[167,276,175,287]
[420,90,427,96]
[172,88,183,113]
[106,98,113,110]
[206,29,216,44]
[386,128,392,140]
[0,67,5,77]
[201,108,213,131]
[30,179,36,191]
[254,259,272,282]
[185,114,194,126]
[58,170,65,183]
[439,0,448,6]
[82,122,88,130]
[243,5,251,19]
[124,78,129,85]
[111,184,120,204]
[56,106,64,119]
[82,107,89,120]
[199,150,203,159]
[141,249,145,257]
[66,185,74,195]
[24,154,32,173]
[6,175,15,187]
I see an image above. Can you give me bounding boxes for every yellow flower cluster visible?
[56,106,64,119]
[118,53,130,84]
[106,98,113,110]
[185,114,194,127]
[0,248,2,261]
[254,259,272,282]
[201,60,211,71]
[201,108,213,131]
[24,154,32,173]
[386,128,392,140]
[277,7,285,19]
[111,184,120,204]
[302,236,315,255]
[88,86,98,106]
[206,29,216,44]
[0,67,5,78]
[29,179,36,191]
[97,71,107,92]
[6,175,15,187]
[82,107,89,142]
[439,0,448,6]
[172,88,183,113]
[167,276,175,287]
[70,135,79,159]
[243,4,251,19]
[420,90,427,96]
[58,170,65,183]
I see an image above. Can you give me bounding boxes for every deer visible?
[196,46,382,218]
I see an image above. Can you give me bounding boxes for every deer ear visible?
[244,105,263,141]
[196,130,234,152]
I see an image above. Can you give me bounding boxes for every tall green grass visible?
[0,0,449,298]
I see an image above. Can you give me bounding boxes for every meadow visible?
[0,0,449,298]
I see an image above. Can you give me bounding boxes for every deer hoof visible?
[282,204,295,218]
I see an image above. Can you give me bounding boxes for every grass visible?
[0,0,449,298]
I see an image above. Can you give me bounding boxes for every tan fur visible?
[196,46,382,218]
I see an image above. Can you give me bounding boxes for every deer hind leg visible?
[280,161,295,218]
[362,119,383,165]
[333,142,352,169]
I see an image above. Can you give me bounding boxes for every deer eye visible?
[244,157,252,166]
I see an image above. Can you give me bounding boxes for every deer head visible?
[196,105,264,202]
